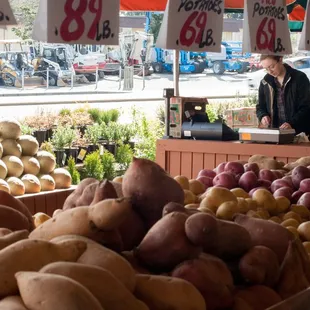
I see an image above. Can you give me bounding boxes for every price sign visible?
[243,0,292,55]
[299,0,310,51]
[32,0,119,45]
[156,0,224,52]
[0,0,17,26]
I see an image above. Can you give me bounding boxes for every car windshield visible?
[292,59,310,70]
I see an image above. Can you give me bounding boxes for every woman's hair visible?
[260,55,282,62]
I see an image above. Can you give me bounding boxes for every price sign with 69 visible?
[242,0,292,55]
[32,0,119,45]
[157,0,224,52]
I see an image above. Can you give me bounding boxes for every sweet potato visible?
[90,180,118,205]
[276,239,310,299]
[0,191,34,230]
[0,229,29,251]
[185,213,252,259]
[284,156,310,171]
[0,228,12,236]
[235,285,282,310]
[135,212,201,273]
[40,262,148,310]
[0,296,28,310]
[248,155,284,170]
[0,239,86,297]
[62,178,97,210]
[171,254,234,310]
[122,158,184,228]
[16,272,104,310]
[232,297,253,310]
[51,235,136,292]
[134,274,206,310]
[234,214,293,263]
[122,251,151,274]
[0,205,31,231]
[29,198,131,251]
[162,202,199,217]
[239,246,280,287]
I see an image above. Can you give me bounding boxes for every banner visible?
[299,0,310,50]
[0,0,17,26]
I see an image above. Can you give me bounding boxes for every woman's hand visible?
[261,116,271,126]
[280,122,292,129]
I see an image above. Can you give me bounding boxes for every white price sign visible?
[299,0,310,51]
[156,0,224,52]
[32,0,119,45]
[243,0,292,55]
[0,0,17,26]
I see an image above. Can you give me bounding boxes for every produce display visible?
[0,117,72,196]
[0,156,310,309]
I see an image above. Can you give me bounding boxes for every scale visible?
[239,128,296,144]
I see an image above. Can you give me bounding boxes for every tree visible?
[149,13,164,43]
[11,4,38,40]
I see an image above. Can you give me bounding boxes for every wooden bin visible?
[156,139,310,179]
[17,187,76,216]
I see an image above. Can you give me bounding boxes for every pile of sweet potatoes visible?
[0,157,309,309]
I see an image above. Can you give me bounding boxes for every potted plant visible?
[21,124,34,136]
[51,125,67,167]
[84,124,102,153]
[67,156,80,185]
[101,150,116,180]
[64,126,79,164]
[72,108,93,136]
[120,124,135,148]
[104,122,121,155]
[115,142,134,173]
[82,150,103,180]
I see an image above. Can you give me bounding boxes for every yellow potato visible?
[275,197,291,214]
[269,216,282,224]
[174,175,190,190]
[256,208,270,220]
[283,211,302,224]
[113,176,123,184]
[197,207,215,216]
[286,226,299,239]
[281,219,300,229]
[189,180,205,195]
[231,188,250,199]
[216,201,240,221]
[246,210,262,219]
[298,222,310,241]
[184,203,199,210]
[33,212,51,228]
[303,241,310,253]
[290,205,310,220]
[184,190,196,205]
[245,198,258,211]
[237,198,249,214]
[200,187,237,213]
[252,189,277,215]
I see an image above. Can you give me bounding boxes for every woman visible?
[256,55,310,135]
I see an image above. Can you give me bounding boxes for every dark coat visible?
[256,64,310,134]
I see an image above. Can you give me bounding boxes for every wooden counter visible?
[17,187,77,216]
[156,139,310,179]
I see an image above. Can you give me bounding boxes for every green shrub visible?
[67,156,80,185]
[84,124,102,145]
[51,126,67,150]
[88,108,102,124]
[101,151,116,180]
[59,108,71,117]
[115,143,133,170]
[21,124,34,135]
[83,151,103,180]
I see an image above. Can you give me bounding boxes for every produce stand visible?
[17,187,76,216]
[156,139,310,178]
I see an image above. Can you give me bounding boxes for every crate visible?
[225,107,258,129]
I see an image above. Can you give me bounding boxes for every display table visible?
[17,187,77,216]
[156,139,310,178]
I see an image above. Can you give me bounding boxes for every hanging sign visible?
[32,0,119,45]
[0,0,17,26]
[243,0,292,55]
[299,0,310,50]
[156,0,224,52]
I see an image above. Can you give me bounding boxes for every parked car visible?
[247,56,310,90]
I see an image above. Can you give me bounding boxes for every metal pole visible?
[142,64,145,91]
[173,50,180,97]
[118,67,122,90]
[71,70,74,89]
[95,66,98,90]
[46,68,49,90]
[21,68,24,90]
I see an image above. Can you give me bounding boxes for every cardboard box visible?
[225,107,258,129]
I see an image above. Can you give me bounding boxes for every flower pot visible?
[54,149,66,167]
[104,143,116,155]
[64,147,79,165]
[127,141,135,150]
[46,128,54,141]
[33,130,47,146]
[87,144,99,153]
[78,126,87,137]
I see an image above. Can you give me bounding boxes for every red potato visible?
[238,171,258,193]
[297,193,310,209]
[273,187,294,200]
[244,163,260,176]
[292,166,310,189]
[282,176,294,187]
[225,162,245,176]
[197,176,213,189]
[292,190,304,204]
[271,170,284,179]
[271,179,292,193]
[257,179,272,190]
[122,158,184,229]
[213,172,237,189]
[300,178,310,193]
[215,162,226,174]
[197,169,216,179]
[259,169,276,182]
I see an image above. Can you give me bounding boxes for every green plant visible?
[115,143,134,170]
[21,124,34,135]
[120,124,135,143]
[59,108,71,117]
[106,122,122,143]
[206,105,219,123]
[84,124,102,145]
[108,109,120,123]
[64,127,79,148]
[51,126,67,150]
[67,156,80,185]
[156,104,165,126]
[40,141,54,155]
[83,151,103,180]
[88,108,102,124]
[101,151,116,180]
